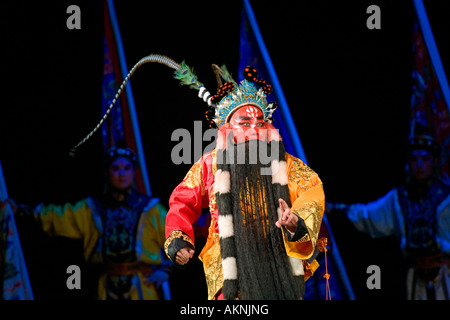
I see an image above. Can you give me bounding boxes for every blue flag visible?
[1,161,34,300]
[238,0,355,300]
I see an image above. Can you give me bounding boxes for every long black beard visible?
[216,138,304,300]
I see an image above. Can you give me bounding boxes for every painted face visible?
[108,157,135,190]
[228,105,267,143]
[408,149,435,182]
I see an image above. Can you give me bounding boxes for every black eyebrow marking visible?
[235,116,251,120]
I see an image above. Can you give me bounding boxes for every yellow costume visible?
[35,191,168,300]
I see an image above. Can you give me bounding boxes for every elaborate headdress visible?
[70,54,277,155]
[207,66,277,127]
[407,123,441,158]
[407,134,441,158]
[104,145,138,168]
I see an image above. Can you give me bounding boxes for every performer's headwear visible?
[70,54,278,156]
[407,134,441,158]
[104,144,138,169]
[205,66,277,127]
[407,123,441,158]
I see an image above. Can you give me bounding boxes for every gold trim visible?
[211,149,217,176]
[292,202,323,245]
[181,162,204,194]
[164,230,194,261]
[296,232,311,243]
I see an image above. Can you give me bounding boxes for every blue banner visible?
[238,0,354,300]
[1,161,34,300]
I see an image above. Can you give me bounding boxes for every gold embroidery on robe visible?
[181,162,205,195]
[284,154,325,260]
[198,217,223,300]
[293,201,323,244]
[303,259,319,281]
[209,191,217,213]
[211,149,217,175]
[288,158,319,192]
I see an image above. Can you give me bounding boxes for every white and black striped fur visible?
[214,131,304,300]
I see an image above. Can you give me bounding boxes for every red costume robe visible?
[165,149,325,299]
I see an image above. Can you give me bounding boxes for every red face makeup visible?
[228,105,267,143]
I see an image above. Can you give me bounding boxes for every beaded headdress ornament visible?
[206,65,277,127]
[407,122,441,158]
[105,145,138,168]
[407,134,441,158]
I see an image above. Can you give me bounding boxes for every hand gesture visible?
[175,247,195,265]
[275,198,298,233]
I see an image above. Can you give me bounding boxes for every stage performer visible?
[164,66,325,300]
[16,144,170,300]
[66,55,326,300]
[326,128,450,300]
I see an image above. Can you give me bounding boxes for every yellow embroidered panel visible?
[292,201,323,243]
[288,156,320,193]
[284,153,325,260]
[198,218,223,300]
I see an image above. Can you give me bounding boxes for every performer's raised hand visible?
[175,247,195,265]
[275,198,298,233]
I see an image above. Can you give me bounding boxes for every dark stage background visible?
[1,0,449,300]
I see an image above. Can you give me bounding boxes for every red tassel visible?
[318,237,331,300]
